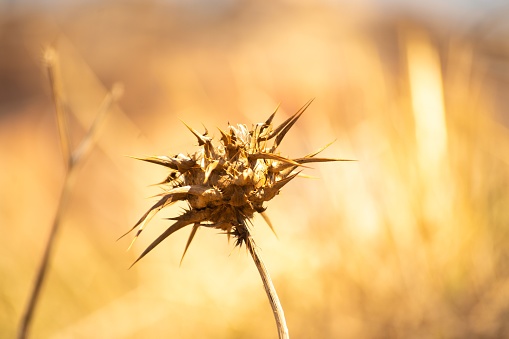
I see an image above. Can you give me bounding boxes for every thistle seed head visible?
[124,100,350,266]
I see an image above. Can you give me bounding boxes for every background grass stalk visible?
[44,48,71,167]
[17,170,77,339]
[246,231,289,339]
[17,48,121,339]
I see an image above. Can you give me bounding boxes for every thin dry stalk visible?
[43,48,71,167]
[246,231,289,339]
[17,171,76,339]
[17,48,121,339]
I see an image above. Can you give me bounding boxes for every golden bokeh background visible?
[2,1,509,338]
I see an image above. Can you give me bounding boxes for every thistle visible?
[124,100,351,338]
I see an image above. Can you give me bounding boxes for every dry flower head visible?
[123,100,350,266]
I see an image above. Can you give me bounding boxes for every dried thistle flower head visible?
[124,100,349,266]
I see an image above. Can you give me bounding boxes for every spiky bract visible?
[124,101,348,266]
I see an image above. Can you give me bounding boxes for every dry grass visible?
[2,2,509,338]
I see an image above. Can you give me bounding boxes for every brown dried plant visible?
[18,48,122,339]
[124,100,351,338]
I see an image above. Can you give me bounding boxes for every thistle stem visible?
[246,232,289,339]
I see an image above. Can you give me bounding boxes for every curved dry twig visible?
[245,230,289,339]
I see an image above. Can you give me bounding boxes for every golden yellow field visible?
[2,2,509,338]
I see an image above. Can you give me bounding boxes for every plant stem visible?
[17,50,121,338]
[44,47,71,167]
[246,232,289,339]
[17,169,77,339]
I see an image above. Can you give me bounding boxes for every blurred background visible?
[2,0,509,338]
